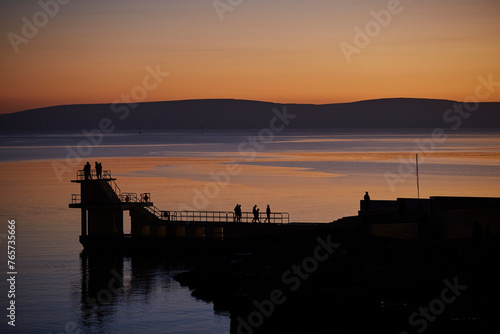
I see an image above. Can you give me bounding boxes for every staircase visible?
[130,205,162,223]
[94,176,163,223]
[97,180,121,204]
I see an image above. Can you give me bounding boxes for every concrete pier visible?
[69,169,317,250]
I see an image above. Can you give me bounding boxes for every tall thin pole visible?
[416,154,420,199]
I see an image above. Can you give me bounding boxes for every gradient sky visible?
[1,0,499,114]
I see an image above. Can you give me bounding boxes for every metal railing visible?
[107,174,121,196]
[120,192,138,203]
[71,194,81,204]
[76,169,113,181]
[159,211,289,224]
[72,170,289,223]
[75,169,122,198]
[121,192,163,219]
[145,205,163,219]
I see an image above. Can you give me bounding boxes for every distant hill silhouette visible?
[0,98,498,131]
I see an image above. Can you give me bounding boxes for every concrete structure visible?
[70,169,500,249]
[334,196,500,240]
[69,169,317,250]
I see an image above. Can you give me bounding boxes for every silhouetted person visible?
[364,191,370,211]
[143,194,149,202]
[234,204,239,222]
[252,205,260,223]
[87,162,92,179]
[95,162,102,179]
[84,162,91,180]
[264,204,271,223]
[125,195,129,202]
[83,163,88,180]
[237,204,242,222]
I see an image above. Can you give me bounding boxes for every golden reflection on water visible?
[2,150,498,226]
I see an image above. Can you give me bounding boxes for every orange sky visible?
[1,0,499,114]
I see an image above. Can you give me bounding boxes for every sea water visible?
[0,129,499,333]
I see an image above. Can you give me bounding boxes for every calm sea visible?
[0,129,499,333]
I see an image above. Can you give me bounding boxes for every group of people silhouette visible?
[234,204,272,223]
[83,161,103,180]
[234,204,242,222]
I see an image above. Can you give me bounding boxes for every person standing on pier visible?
[364,191,370,212]
[237,205,242,222]
[265,204,271,223]
[95,162,102,179]
[252,205,260,223]
[84,162,91,180]
[234,204,239,222]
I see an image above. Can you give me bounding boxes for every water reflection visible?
[74,252,229,333]
[78,253,124,330]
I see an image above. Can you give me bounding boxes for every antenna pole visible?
[416,154,420,199]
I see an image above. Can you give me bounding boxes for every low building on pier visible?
[333,196,500,240]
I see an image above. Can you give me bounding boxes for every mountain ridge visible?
[0,98,498,131]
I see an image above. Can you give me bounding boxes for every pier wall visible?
[357,196,500,240]
[130,219,319,240]
[88,209,123,236]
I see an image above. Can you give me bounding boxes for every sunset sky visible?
[1,0,499,114]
